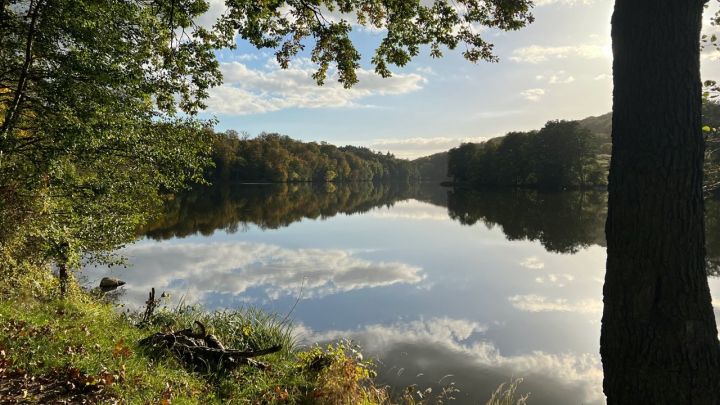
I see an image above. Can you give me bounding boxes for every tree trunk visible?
[0,0,44,138]
[602,0,720,403]
[58,260,68,296]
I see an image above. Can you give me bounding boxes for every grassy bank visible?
[0,265,391,404]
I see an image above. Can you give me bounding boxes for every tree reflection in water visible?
[143,183,720,276]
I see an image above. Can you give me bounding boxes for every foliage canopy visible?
[0,0,227,272]
[220,0,534,87]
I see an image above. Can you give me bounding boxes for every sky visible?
[197,0,720,159]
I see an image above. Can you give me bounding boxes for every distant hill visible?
[446,120,607,189]
[410,112,613,183]
[411,151,450,182]
[430,102,720,191]
[577,113,612,139]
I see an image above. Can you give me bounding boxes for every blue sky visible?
[198,0,720,158]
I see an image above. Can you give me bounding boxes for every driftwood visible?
[140,288,159,326]
[139,321,282,373]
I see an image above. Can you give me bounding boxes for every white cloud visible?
[367,200,450,221]
[549,74,576,84]
[415,66,436,75]
[520,256,545,269]
[194,0,227,29]
[535,71,575,84]
[702,50,720,62]
[233,53,260,61]
[84,241,425,305]
[206,59,426,115]
[593,73,611,81]
[509,294,602,315]
[510,45,608,64]
[520,88,546,101]
[535,274,575,287]
[307,317,487,347]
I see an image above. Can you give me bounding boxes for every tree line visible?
[143,182,419,239]
[447,120,608,189]
[411,152,451,182]
[445,101,720,193]
[209,131,419,184]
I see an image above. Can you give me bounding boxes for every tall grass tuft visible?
[486,378,530,405]
[139,303,296,355]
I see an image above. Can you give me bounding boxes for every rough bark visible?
[601,0,720,403]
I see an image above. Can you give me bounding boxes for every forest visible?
[209,131,420,183]
[445,101,720,192]
[447,120,607,189]
[199,103,720,191]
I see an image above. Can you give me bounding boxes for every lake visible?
[83,183,720,404]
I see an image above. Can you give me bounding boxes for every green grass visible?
[0,295,214,403]
[0,265,390,404]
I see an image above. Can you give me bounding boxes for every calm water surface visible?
[85,183,720,405]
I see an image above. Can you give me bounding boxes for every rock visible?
[99,277,126,291]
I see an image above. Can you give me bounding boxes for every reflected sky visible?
[81,185,720,404]
[108,241,425,305]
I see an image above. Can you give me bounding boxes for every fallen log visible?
[139,321,281,373]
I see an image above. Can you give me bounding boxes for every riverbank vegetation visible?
[0,267,442,404]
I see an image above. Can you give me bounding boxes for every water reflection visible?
[111,241,424,306]
[144,182,420,239]
[143,185,720,267]
[447,189,607,254]
[89,183,720,405]
[302,317,603,404]
[144,184,609,254]
[508,294,602,315]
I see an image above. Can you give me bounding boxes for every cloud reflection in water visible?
[300,317,604,405]
[90,241,425,306]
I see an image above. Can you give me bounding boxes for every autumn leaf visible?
[112,338,132,358]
